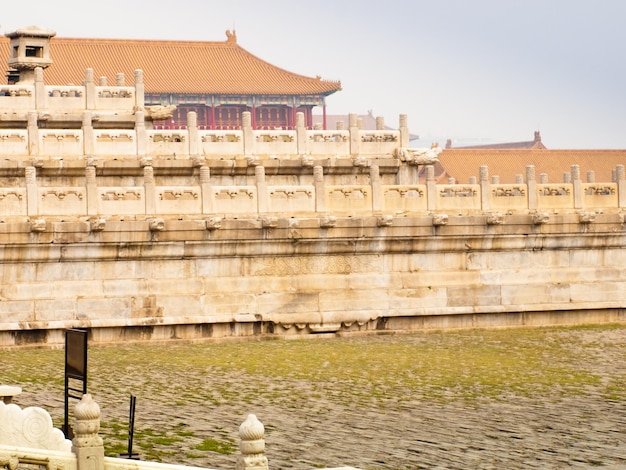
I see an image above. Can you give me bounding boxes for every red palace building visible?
[1,29,342,130]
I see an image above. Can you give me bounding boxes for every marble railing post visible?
[188,111,199,156]
[616,165,626,208]
[370,165,382,212]
[572,165,582,209]
[86,165,98,215]
[34,67,46,110]
[72,394,104,470]
[426,165,436,211]
[134,69,145,109]
[82,111,95,155]
[479,165,490,211]
[586,170,595,183]
[144,165,156,215]
[296,112,306,155]
[256,166,268,213]
[242,111,254,155]
[116,73,125,87]
[135,111,146,156]
[376,116,384,130]
[25,166,38,216]
[399,114,409,148]
[84,68,95,110]
[236,414,268,470]
[349,113,360,156]
[526,165,537,210]
[314,165,326,212]
[27,111,39,156]
[200,166,214,214]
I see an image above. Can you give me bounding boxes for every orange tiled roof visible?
[0,31,342,96]
[439,149,626,184]
[445,131,547,150]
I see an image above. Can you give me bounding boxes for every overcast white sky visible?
[3,0,625,148]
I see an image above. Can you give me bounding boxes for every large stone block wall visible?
[1,213,625,348]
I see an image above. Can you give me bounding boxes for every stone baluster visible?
[616,165,626,208]
[116,73,125,87]
[376,116,384,130]
[25,166,38,217]
[586,170,595,183]
[572,164,582,209]
[426,165,436,211]
[188,111,199,156]
[314,165,325,213]
[82,111,94,155]
[515,174,523,184]
[34,67,45,110]
[563,173,571,183]
[256,166,268,214]
[539,173,548,184]
[242,111,254,155]
[349,113,360,156]
[72,394,104,470]
[480,165,490,211]
[135,110,146,156]
[98,76,107,86]
[86,165,98,215]
[134,69,145,109]
[296,112,306,155]
[469,176,477,184]
[144,165,156,215]
[370,165,382,212]
[399,114,409,148]
[236,414,268,470]
[84,68,95,110]
[200,166,214,214]
[27,111,39,156]
[526,165,537,210]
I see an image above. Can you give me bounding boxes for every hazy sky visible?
[3,0,625,148]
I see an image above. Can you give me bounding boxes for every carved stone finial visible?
[236,414,268,470]
[73,394,101,438]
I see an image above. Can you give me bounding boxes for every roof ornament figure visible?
[225,29,237,44]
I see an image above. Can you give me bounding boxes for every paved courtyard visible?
[4,324,626,469]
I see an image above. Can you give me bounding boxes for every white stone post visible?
[242,111,254,155]
[25,166,38,217]
[144,165,156,215]
[82,111,94,155]
[572,164,582,209]
[86,165,98,216]
[314,165,325,213]
[84,68,96,110]
[376,116,384,130]
[116,73,125,86]
[236,414,268,470]
[256,166,268,214]
[370,165,382,212]
[480,165,490,211]
[200,166,214,214]
[616,165,626,208]
[426,165,437,212]
[399,114,409,148]
[296,112,306,155]
[72,394,104,470]
[526,165,537,211]
[27,111,39,156]
[188,111,199,156]
[34,67,46,110]
[349,113,360,156]
[134,70,145,109]
[135,110,146,157]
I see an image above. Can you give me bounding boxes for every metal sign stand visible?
[120,394,140,459]
[63,328,88,438]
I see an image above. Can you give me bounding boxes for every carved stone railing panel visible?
[253,130,297,155]
[213,186,257,214]
[582,182,618,208]
[435,184,481,211]
[0,189,27,216]
[38,188,87,216]
[93,86,135,112]
[98,187,145,215]
[268,186,315,213]
[156,187,202,214]
[146,131,188,156]
[489,184,528,210]
[359,130,399,156]
[0,402,71,452]
[0,131,28,156]
[39,131,83,156]
[198,130,244,155]
[306,130,350,156]
[325,185,372,213]
[0,85,35,110]
[45,86,85,112]
[93,131,136,156]
[537,183,574,209]
[382,185,427,213]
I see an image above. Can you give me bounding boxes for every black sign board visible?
[64,328,88,437]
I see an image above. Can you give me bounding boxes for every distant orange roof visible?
[445,131,547,150]
[0,31,342,96]
[439,149,626,184]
